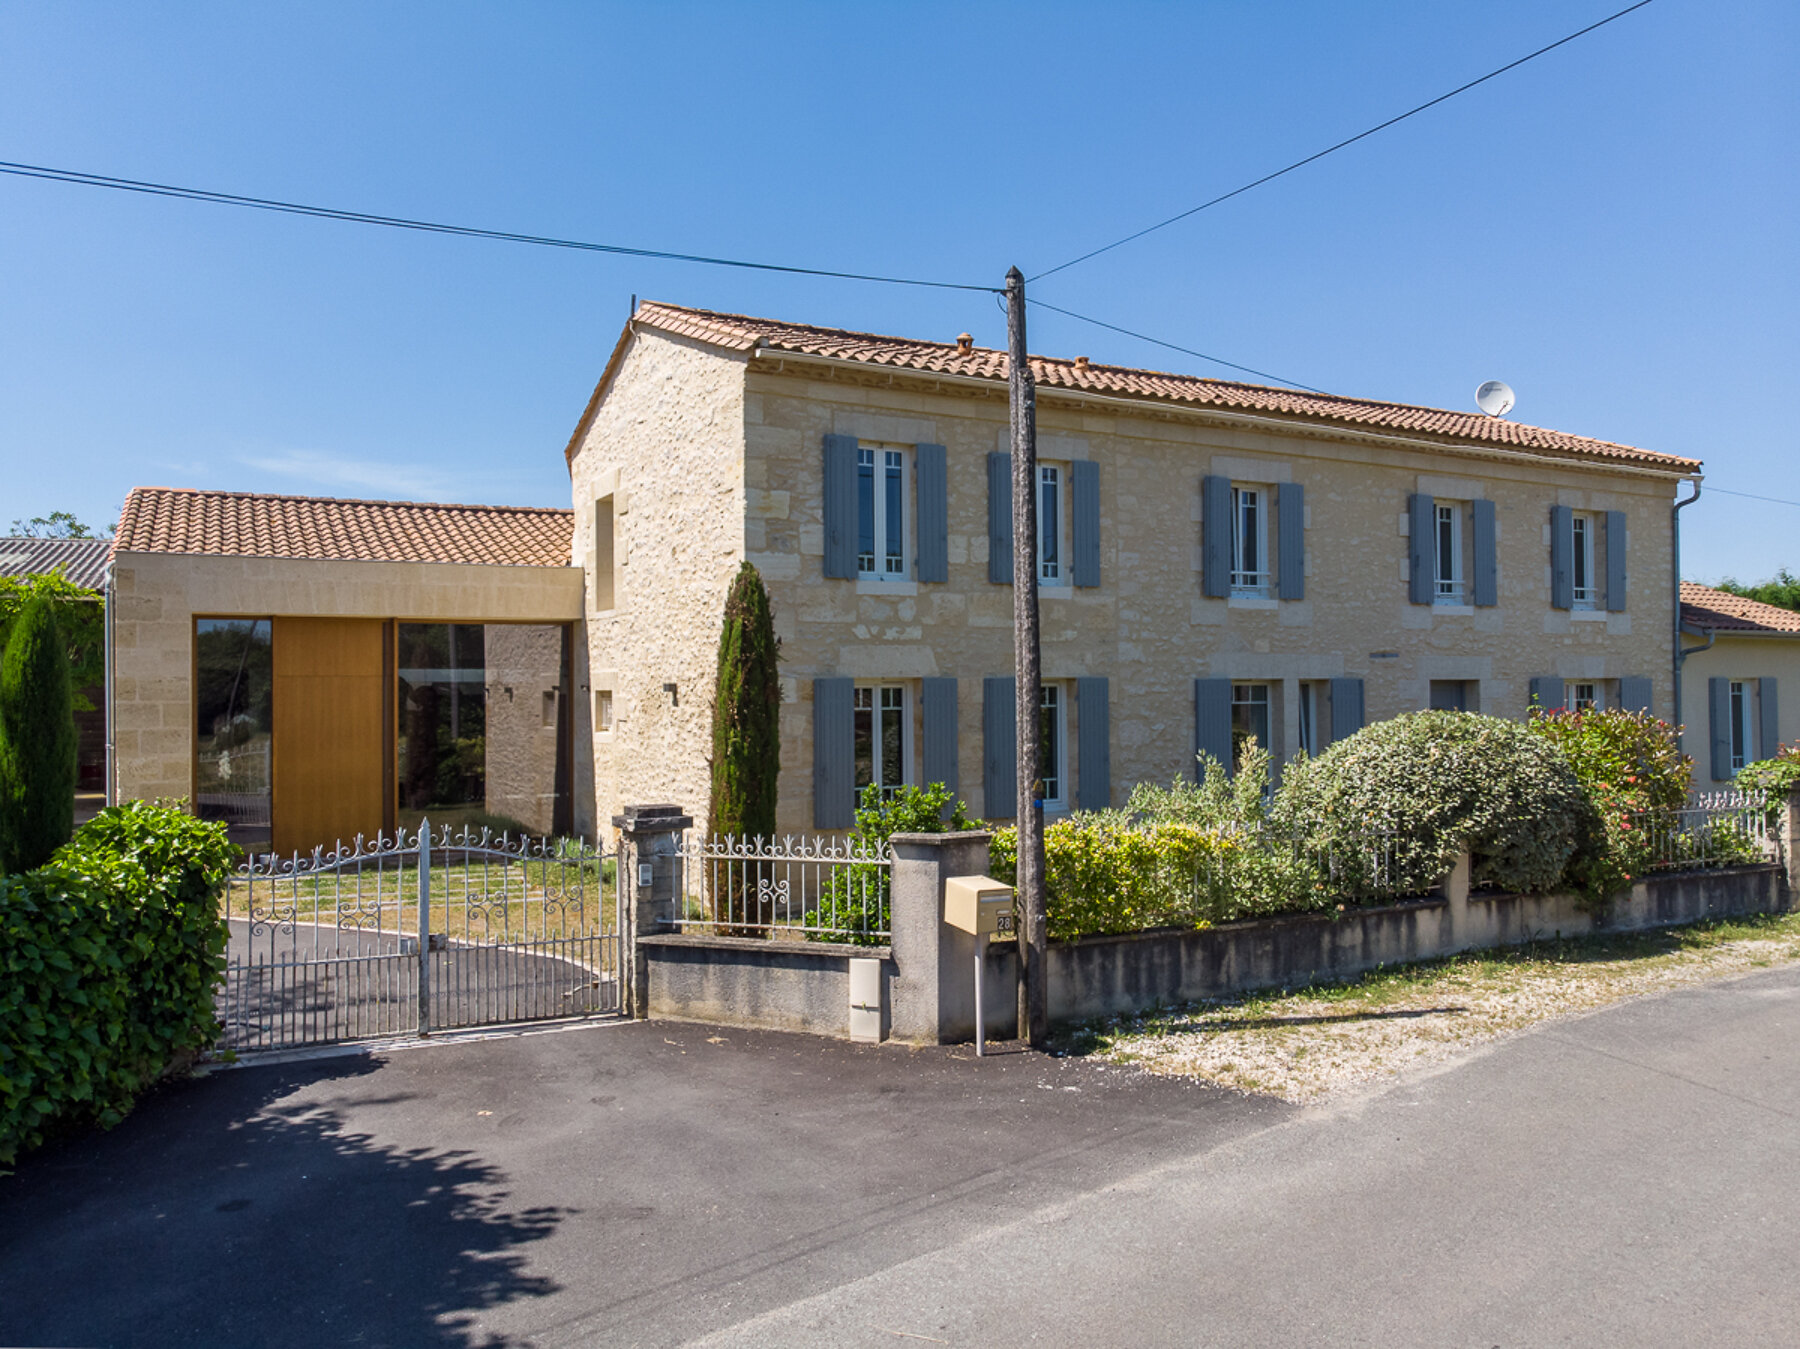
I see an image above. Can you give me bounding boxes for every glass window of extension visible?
[854,684,908,802]
[1571,513,1598,609]
[1230,486,1269,597]
[1729,680,1750,771]
[1231,682,1271,768]
[1037,464,1064,585]
[194,618,273,849]
[857,446,907,578]
[1434,503,1464,603]
[1037,683,1065,805]
[398,623,490,830]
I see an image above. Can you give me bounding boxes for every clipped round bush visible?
[1293,711,1601,896]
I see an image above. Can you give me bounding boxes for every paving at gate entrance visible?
[3,965,1797,1348]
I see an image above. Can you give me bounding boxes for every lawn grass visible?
[1058,911,1800,1100]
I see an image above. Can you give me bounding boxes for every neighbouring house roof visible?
[0,535,112,590]
[1680,581,1800,636]
[566,300,1702,475]
[113,487,575,568]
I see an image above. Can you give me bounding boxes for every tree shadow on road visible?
[0,1056,570,1348]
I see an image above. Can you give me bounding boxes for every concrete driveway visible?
[2,965,1796,1348]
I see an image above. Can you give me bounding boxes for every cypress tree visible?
[707,563,781,933]
[708,562,781,840]
[0,592,77,873]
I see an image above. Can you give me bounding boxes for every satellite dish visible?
[1476,380,1516,417]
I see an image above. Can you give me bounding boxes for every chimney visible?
[1074,355,1090,369]
[955,333,973,354]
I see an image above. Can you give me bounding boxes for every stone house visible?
[1678,582,1798,785]
[566,302,1701,838]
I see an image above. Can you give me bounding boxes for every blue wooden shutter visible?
[1618,676,1653,715]
[813,677,855,829]
[1201,475,1232,598]
[1408,493,1434,605]
[987,452,1012,585]
[1277,483,1304,601]
[1328,677,1364,742]
[1077,677,1110,810]
[1472,499,1498,607]
[1529,676,1561,712]
[822,435,859,579]
[1194,678,1232,777]
[1605,509,1628,612]
[914,443,948,584]
[1550,505,1573,610]
[1708,677,1732,781]
[982,676,1016,818]
[1071,460,1101,588]
[921,676,958,797]
[1760,677,1780,761]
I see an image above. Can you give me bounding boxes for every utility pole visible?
[1006,266,1049,1048]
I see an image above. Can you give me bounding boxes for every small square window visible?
[596,690,614,733]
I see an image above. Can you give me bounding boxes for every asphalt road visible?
[2,966,1796,1348]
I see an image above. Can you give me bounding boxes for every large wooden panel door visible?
[272,618,388,855]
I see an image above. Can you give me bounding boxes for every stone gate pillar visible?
[613,803,693,1019]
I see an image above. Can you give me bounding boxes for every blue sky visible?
[2,1,1793,582]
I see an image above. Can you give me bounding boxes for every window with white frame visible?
[1231,683,1272,769]
[1037,683,1067,807]
[854,684,909,801]
[1729,680,1751,771]
[1434,502,1465,603]
[856,445,908,579]
[1571,513,1598,609]
[1037,464,1066,586]
[1297,682,1324,755]
[1566,681,1602,713]
[1230,485,1271,597]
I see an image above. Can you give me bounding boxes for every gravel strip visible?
[1086,918,1800,1102]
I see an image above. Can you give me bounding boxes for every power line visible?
[1026,297,1326,392]
[1703,486,1800,510]
[0,159,998,294]
[1030,0,1658,283]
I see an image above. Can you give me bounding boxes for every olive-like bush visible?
[0,802,234,1167]
[1289,711,1601,896]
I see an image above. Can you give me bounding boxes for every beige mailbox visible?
[945,875,1016,938]
[944,876,1016,1054]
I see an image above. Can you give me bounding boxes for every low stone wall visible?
[640,933,893,1039]
[1044,863,1790,1026]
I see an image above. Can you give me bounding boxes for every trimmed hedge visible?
[0,802,233,1168]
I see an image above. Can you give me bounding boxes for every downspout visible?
[103,557,116,806]
[1671,476,1704,751]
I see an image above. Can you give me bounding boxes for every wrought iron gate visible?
[219,819,620,1052]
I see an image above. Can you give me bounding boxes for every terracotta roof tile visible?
[1680,582,1800,635]
[113,488,573,568]
[0,536,112,589]
[623,301,1699,473]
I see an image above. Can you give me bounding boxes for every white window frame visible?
[1037,683,1068,809]
[1729,680,1751,772]
[1566,681,1602,713]
[1230,484,1271,598]
[1434,502,1465,604]
[1231,682,1272,767]
[856,444,910,580]
[1571,512,1598,610]
[595,689,615,734]
[1297,682,1322,755]
[853,683,911,801]
[1037,463,1068,587]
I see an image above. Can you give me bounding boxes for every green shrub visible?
[0,592,77,874]
[804,782,972,945]
[1735,743,1800,812]
[0,571,104,713]
[1291,711,1600,897]
[1527,708,1693,901]
[0,802,234,1167]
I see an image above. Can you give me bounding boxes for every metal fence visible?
[668,834,893,944]
[220,820,619,1052]
[1629,789,1780,872]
